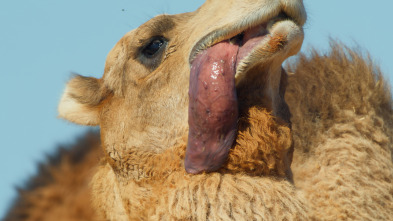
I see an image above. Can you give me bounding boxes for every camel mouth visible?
[185,12,304,174]
[190,11,303,80]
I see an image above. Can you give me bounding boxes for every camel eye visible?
[142,37,166,57]
[138,36,168,70]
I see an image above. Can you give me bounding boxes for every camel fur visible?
[4,0,393,220]
[4,132,102,221]
[287,43,393,220]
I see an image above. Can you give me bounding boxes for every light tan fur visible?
[287,43,393,220]
[5,0,393,220]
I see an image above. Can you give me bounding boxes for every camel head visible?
[59,0,306,179]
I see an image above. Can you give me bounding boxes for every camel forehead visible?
[104,15,179,66]
[102,13,193,81]
[118,14,180,47]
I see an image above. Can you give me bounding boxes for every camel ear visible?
[58,75,107,126]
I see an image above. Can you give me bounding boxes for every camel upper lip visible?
[189,11,293,66]
[189,11,300,87]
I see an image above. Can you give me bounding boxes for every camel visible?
[5,0,393,220]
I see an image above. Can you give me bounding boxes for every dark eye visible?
[142,38,166,57]
[138,36,168,70]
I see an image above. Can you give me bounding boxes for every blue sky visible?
[0,0,392,218]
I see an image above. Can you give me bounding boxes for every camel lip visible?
[189,12,297,83]
[189,12,292,63]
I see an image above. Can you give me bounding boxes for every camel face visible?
[59,0,306,176]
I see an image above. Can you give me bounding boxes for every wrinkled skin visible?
[58,0,306,219]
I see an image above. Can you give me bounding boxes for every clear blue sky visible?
[0,0,392,218]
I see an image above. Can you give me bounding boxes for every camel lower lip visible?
[235,23,269,69]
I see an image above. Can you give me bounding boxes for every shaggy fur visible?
[93,164,309,220]
[91,107,305,220]
[4,132,102,221]
[287,42,393,220]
